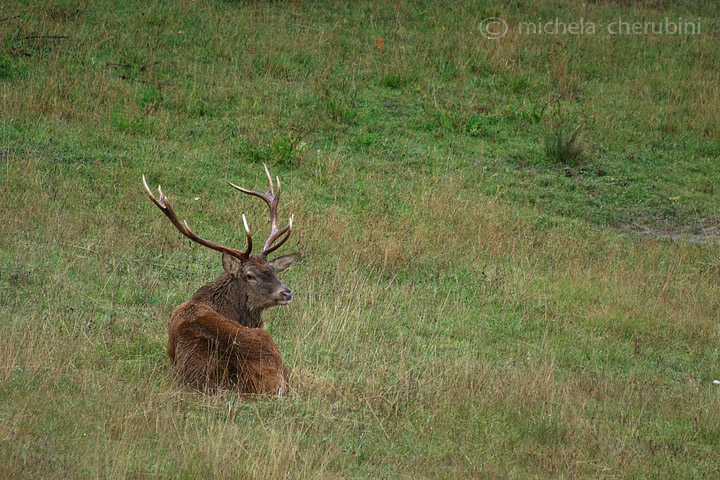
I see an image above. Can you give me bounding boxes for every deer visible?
[142,165,297,396]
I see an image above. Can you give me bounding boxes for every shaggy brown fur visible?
[166,253,296,395]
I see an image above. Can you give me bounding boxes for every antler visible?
[228,164,293,257]
[142,175,252,260]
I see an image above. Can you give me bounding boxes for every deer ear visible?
[269,253,297,273]
[222,252,243,276]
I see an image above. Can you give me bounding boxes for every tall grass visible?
[1,0,719,478]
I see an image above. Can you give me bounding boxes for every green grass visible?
[1,0,719,478]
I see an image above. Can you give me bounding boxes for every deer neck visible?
[191,273,265,329]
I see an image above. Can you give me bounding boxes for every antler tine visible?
[263,215,293,256]
[271,175,281,231]
[263,163,275,195]
[227,165,293,257]
[241,214,252,257]
[142,175,250,260]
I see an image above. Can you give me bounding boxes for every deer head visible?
[142,164,297,312]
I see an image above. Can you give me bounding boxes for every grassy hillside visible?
[1,0,719,478]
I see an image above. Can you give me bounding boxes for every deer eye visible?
[245,272,257,282]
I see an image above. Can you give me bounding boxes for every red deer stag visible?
[142,165,296,395]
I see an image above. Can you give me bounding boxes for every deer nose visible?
[280,290,293,302]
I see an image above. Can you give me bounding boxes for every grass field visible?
[1,0,719,478]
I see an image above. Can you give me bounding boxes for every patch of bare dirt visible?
[619,218,720,245]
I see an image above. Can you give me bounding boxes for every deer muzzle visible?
[277,289,293,304]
